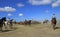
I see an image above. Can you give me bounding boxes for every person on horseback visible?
[51,14,57,30]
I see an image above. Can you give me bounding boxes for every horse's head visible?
[0,17,6,24]
[1,17,6,21]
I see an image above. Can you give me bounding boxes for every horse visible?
[9,19,14,29]
[24,20,31,26]
[24,19,28,25]
[5,19,13,29]
[51,17,57,30]
[0,17,6,31]
[43,20,48,24]
[27,20,31,26]
[4,20,8,30]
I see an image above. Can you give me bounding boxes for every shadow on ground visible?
[0,27,18,32]
[2,30,13,32]
[55,27,60,30]
[0,30,13,32]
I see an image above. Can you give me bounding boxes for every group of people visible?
[0,14,57,31]
[22,14,57,30]
[0,17,14,31]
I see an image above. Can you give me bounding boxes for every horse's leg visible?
[10,23,13,29]
[29,24,31,26]
[0,27,2,31]
[4,23,6,30]
[0,26,3,31]
[3,23,7,30]
[51,23,54,30]
[53,24,56,30]
[0,24,3,31]
[29,23,31,26]
[0,26,2,31]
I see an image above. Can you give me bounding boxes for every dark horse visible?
[51,17,57,30]
[0,17,6,31]
[24,20,31,26]
[43,20,48,24]
[9,19,13,29]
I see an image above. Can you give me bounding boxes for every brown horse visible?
[28,20,31,26]
[43,20,48,24]
[24,20,31,26]
[51,17,57,30]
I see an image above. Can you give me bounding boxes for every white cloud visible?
[19,13,23,16]
[29,0,52,5]
[0,6,16,12]
[52,0,60,8]
[17,3,24,7]
[8,13,12,16]
[45,10,49,13]
[29,0,60,8]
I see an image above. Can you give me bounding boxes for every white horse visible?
[4,21,8,30]
[4,19,15,30]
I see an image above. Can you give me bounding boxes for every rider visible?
[52,14,56,18]
[51,14,57,30]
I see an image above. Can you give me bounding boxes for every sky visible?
[0,0,60,22]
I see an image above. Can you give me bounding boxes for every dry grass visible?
[0,23,60,37]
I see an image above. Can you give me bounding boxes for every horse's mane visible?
[0,17,6,22]
[1,17,6,21]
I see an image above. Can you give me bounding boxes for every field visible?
[0,22,60,37]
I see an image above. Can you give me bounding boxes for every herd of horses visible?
[0,17,14,31]
[20,17,57,30]
[0,16,57,31]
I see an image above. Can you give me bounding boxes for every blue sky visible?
[0,0,60,22]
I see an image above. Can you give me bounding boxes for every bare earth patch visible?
[0,23,60,37]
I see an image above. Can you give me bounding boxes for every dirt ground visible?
[0,23,60,37]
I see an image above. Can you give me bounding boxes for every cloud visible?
[45,10,49,13]
[29,0,60,8]
[52,0,60,8]
[19,13,23,16]
[17,3,24,7]
[0,7,16,12]
[29,0,52,5]
[8,13,12,16]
